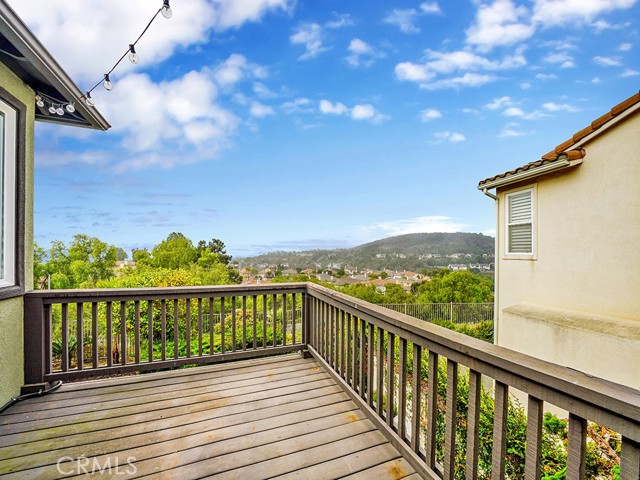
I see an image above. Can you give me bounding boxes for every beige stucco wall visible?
[0,61,35,406]
[495,110,640,391]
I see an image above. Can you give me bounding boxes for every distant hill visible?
[238,232,494,271]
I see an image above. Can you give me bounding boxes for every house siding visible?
[495,110,640,390]
[0,61,35,405]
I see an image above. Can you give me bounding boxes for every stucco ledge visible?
[502,303,640,343]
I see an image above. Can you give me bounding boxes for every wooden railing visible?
[305,283,640,480]
[23,283,640,479]
[24,283,307,383]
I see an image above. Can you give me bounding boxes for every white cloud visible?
[281,97,314,114]
[503,106,525,116]
[622,68,640,76]
[358,215,466,238]
[346,38,384,68]
[421,2,442,14]
[498,125,527,137]
[319,99,349,115]
[593,55,623,66]
[383,8,422,33]
[395,48,526,90]
[324,13,355,29]
[617,42,633,51]
[419,108,443,121]
[13,0,290,83]
[532,0,636,26]
[520,81,532,89]
[466,0,535,50]
[544,51,576,68]
[535,73,558,80]
[249,101,275,118]
[214,54,267,88]
[290,23,326,60]
[485,96,514,110]
[351,104,376,120]
[434,131,466,142]
[592,76,602,83]
[542,102,579,112]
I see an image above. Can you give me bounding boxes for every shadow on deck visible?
[0,355,420,479]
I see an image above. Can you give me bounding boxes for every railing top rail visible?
[25,282,308,304]
[306,283,640,430]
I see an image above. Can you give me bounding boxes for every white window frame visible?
[505,186,535,258]
[0,97,16,288]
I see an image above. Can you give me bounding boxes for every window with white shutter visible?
[506,188,533,255]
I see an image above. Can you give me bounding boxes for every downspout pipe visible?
[481,188,499,345]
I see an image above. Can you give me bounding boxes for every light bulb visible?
[48,105,56,114]
[35,95,45,108]
[56,106,65,116]
[85,94,95,107]
[128,44,139,64]
[65,102,76,113]
[161,0,172,18]
[103,74,113,91]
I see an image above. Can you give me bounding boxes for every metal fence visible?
[378,302,494,324]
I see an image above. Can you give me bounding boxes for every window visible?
[506,188,533,255]
[0,97,16,287]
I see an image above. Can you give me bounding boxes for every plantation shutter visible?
[507,189,533,254]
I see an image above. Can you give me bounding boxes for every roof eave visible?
[478,157,583,191]
[0,2,110,131]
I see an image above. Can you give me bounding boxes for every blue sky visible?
[12,0,640,257]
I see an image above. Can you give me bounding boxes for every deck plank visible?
[0,355,420,480]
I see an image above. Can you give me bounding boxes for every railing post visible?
[301,288,312,358]
[23,294,47,392]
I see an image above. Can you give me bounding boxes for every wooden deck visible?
[0,355,421,479]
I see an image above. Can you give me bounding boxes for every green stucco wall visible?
[0,61,35,406]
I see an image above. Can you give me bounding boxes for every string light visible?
[35,0,172,114]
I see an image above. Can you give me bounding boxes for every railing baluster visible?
[525,396,543,480]
[444,359,459,479]
[76,303,83,371]
[134,301,140,364]
[340,310,346,379]
[492,381,509,480]
[272,294,277,348]
[376,326,384,416]
[120,301,126,365]
[621,437,640,480]
[232,296,237,352]
[91,302,98,369]
[61,303,69,372]
[106,301,113,367]
[220,297,226,354]
[262,295,267,348]
[147,300,153,362]
[426,350,439,468]
[566,413,587,480]
[160,299,166,361]
[173,299,179,359]
[386,331,395,427]
[208,298,214,355]
[242,296,247,350]
[367,322,374,407]
[466,369,482,480]
[185,298,191,358]
[411,343,422,454]
[350,314,357,389]
[282,293,287,347]
[252,295,257,349]
[330,305,336,368]
[398,338,407,441]
[345,312,351,384]
[292,293,297,344]
[358,318,365,398]
[197,298,203,356]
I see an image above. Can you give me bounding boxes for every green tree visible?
[151,232,197,269]
[115,247,128,261]
[416,270,494,303]
[196,238,232,265]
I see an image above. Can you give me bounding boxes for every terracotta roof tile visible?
[479,90,640,187]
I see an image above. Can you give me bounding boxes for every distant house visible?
[0,1,109,404]
[478,90,640,390]
[448,264,468,271]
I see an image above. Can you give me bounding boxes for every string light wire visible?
[34,0,172,114]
